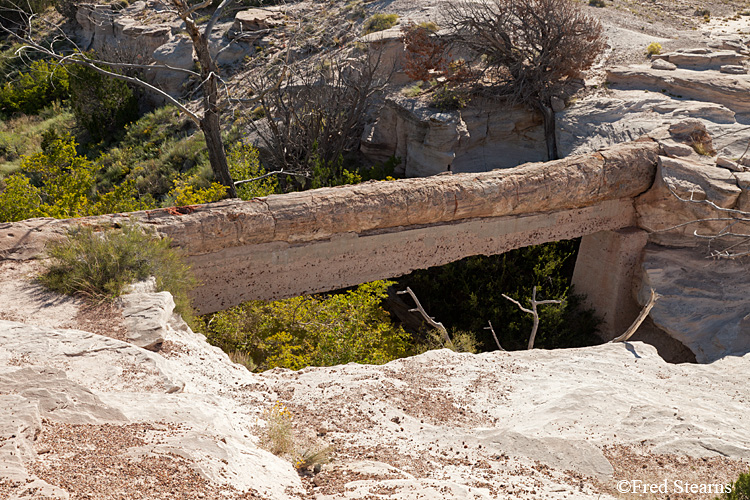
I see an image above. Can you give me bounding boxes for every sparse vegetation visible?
[40,224,196,319]
[716,469,750,499]
[430,86,469,111]
[362,13,399,34]
[646,42,663,55]
[402,81,424,97]
[261,402,295,457]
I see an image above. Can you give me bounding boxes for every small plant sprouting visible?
[295,446,333,472]
[646,42,662,56]
[261,402,295,457]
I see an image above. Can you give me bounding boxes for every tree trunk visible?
[539,102,559,161]
[182,14,238,198]
[201,112,237,198]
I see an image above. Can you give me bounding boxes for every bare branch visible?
[484,321,505,351]
[186,0,214,16]
[397,287,453,347]
[651,178,750,258]
[205,0,234,40]
[501,293,533,315]
[610,289,660,343]
[234,170,309,185]
[503,286,562,349]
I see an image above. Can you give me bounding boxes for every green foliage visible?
[67,62,139,143]
[0,104,75,175]
[430,86,469,111]
[0,137,150,222]
[588,0,605,7]
[309,152,399,189]
[95,106,210,201]
[0,59,70,115]
[0,174,43,221]
[716,470,750,500]
[228,142,278,199]
[200,280,412,371]
[40,224,196,318]
[396,240,601,351]
[19,135,95,218]
[164,175,227,206]
[363,13,399,34]
[646,42,662,56]
[0,0,54,15]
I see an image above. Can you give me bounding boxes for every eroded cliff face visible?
[72,0,258,97]
[361,98,547,177]
[1,278,749,500]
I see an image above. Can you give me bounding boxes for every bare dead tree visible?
[0,0,246,197]
[502,286,562,349]
[443,0,605,160]
[247,48,389,187]
[397,287,454,348]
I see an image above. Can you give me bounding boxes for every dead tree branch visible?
[502,286,562,349]
[650,182,750,258]
[233,170,309,185]
[484,320,505,351]
[610,289,660,343]
[397,287,453,348]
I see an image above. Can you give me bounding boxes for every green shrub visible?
[0,59,70,115]
[646,42,662,56]
[67,62,139,143]
[363,13,399,34]
[228,143,278,200]
[716,469,750,500]
[0,136,149,222]
[430,86,469,111]
[200,280,412,371]
[40,224,196,318]
[95,106,210,202]
[588,0,605,7]
[0,105,75,174]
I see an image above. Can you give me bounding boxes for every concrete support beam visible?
[571,228,649,341]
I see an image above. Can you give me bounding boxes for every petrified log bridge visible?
[0,141,660,324]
